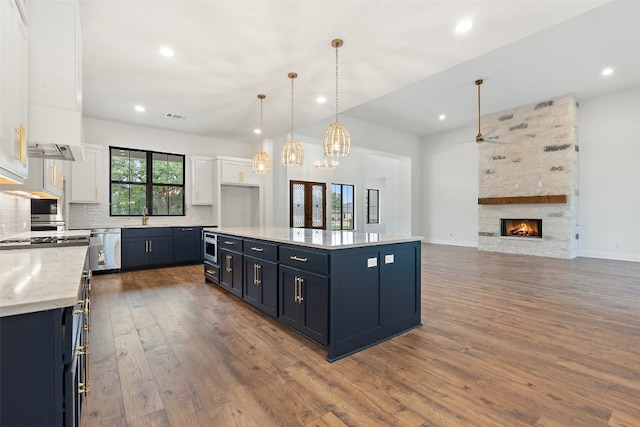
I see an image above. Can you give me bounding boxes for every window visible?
[331,183,354,230]
[110,147,185,216]
[366,189,379,224]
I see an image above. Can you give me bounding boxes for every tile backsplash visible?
[0,193,31,238]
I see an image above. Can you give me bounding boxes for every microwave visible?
[203,231,218,265]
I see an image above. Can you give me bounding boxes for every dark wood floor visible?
[82,244,640,427]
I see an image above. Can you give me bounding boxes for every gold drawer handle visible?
[251,247,264,252]
[290,256,308,262]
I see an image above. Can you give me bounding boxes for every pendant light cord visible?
[259,96,264,150]
[290,74,295,139]
[335,44,339,123]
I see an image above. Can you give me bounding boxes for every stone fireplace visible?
[477,95,579,259]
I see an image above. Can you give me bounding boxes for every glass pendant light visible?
[314,154,338,170]
[251,94,271,174]
[281,72,304,166]
[323,39,351,158]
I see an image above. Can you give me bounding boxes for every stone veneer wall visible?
[478,95,579,259]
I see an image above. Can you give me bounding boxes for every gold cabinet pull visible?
[149,240,152,252]
[298,277,304,303]
[225,254,232,272]
[224,241,235,245]
[51,165,56,186]
[251,247,264,252]
[14,125,26,165]
[256,264,261,285]
[290,256,308,262]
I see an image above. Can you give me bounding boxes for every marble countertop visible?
[2,229,91,240]
[208,227,422,250]
[0,246,89,317]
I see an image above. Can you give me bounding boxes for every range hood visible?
[28,105,84,161]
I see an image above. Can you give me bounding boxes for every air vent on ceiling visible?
[165,112,186,120]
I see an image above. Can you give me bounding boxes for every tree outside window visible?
[110,147,185,216]
[331,183,354,230]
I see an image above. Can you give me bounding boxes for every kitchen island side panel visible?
[327,241,422,361]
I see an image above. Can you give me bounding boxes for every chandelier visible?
[251,94,271,174]
[281,72,304,166]
[323,39,351,158]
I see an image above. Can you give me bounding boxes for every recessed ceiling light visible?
[601,67,614,76]
[438,114,446,121]
[455,19,473,33]
[316,96,326,104]
[159,46,175,57]
[134,105,146,112]
[254,128,261,134]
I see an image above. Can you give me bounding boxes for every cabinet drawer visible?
[122,227,172,238]
[244,239,278,262]
[219,235,243,252]
[280,245,329,276]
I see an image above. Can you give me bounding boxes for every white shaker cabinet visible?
[0,0,28,184]
[70,144,102,203]
[191,156,214,205]
[220,158,260,186]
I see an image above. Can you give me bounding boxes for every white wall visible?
[578,87,640,261]
[422,124,479,247]
[421,86,640,262]
[67,117,255,228]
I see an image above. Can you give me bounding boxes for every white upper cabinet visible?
[191,156,214,205]
[0,0,29,183]
[70,144,102,203]
[219,158,261,186]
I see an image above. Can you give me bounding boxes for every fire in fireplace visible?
[501,219,542,238]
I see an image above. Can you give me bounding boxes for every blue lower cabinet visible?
[279,265,328,346]
[220,249,243,298]
[243,256,278,317]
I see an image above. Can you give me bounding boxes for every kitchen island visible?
[208,227,422,361]
[0,237,91,427]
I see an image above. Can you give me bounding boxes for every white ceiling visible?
[81,0,640,146]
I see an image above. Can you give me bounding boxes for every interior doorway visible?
[290,181,326,229]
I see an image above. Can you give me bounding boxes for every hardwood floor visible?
[82,244,640,427]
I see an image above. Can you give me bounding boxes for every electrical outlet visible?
[22,222,27,230]
[0,224,5,234]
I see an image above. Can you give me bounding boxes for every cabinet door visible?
[0,0,28,183]
[71,145,102,203]
[191,157,213,205]
[220,249,242,298]
[239,162,260,185]
[220,160,241,184]
[278,265,302,330]
[147,236,173,267]
[244,257,277,317]
[298,271,328,346]
[121,237,149,269]
[173,227,202,263]
[42,159,64,197]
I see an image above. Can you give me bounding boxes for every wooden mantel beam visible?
[478,195,567,205]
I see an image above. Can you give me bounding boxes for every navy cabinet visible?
[243,239,278,317]
[279,245,329,346]
[121,227,173,270]
[1,275,90,426]
[173,226,203,264]
[219,235,243,298]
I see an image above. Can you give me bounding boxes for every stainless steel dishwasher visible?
[90,228,121,271]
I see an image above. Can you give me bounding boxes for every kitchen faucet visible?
[142,207,149,225]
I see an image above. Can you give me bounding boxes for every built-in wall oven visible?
[31,199,65,231]
[203,230,219,284]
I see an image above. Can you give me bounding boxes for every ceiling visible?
[81,0,640,146]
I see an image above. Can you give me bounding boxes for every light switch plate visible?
[385,254,394,264]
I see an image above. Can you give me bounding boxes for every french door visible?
[290,181,326,229]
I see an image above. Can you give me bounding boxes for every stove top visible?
[0,235,90,250]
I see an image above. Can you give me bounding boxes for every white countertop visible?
[208,227,422,250]
[3,229,91,240]
[0,246,88,317]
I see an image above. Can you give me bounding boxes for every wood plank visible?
[478,194,567,204]
[83,246,640,426]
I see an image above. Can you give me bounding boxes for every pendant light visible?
[323,38,351,158]
[251,94,271,174]
[314,154,338,170]
[281,72,304,166]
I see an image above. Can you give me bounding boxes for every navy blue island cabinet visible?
[208,228,422,362]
